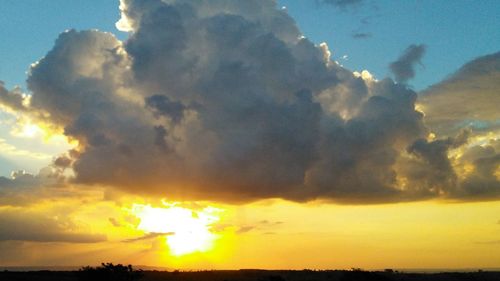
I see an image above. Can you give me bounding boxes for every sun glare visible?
[132,203,221,256]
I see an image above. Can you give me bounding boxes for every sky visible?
[0,0,499,270]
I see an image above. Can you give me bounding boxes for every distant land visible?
[1,268,500,281]
[1,266,500,272]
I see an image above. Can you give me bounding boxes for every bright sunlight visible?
[132,203,222,256]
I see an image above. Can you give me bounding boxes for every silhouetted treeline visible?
[0,267,500,281]
[77,263,143,281]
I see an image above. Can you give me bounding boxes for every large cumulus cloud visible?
[1,0,498,203]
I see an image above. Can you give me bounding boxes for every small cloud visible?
[360,16,371,25]
[475,240,500,245]
[389,44,426,83]
[122,232,174,243]
[352,32,372,39]
[237,226,256,234]
[0,139,52,160]
[321,0,364,9]
[237,220,284,234]
[259,220,284,226]
[108,217,121,227]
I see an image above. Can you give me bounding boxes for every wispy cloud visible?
[475,240,500,245]
[321,0,364,9]
[0,138,51,160]
[122,232,174,243]
[352,32,372,39]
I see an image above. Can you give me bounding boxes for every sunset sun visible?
[132,203,221,256]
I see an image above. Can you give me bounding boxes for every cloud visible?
[109,217,122,227]
[0,165,65,190]
[122,232,173,243]
[0,209,106,243]
[321,0,364,9]
[458,153,500,199]
[404,130,469,196]
[416,52,500,199]
[475,240,500,245]
[0,160,90,207]
[0,82,29,113]
[419,51,500,136]
[236,226,256,234]
[390,44,426,83]
[0,138,52,160]
[259,220,284,226]
[352,32,371,39]
[235,219,284,234]
[0,0,497,204]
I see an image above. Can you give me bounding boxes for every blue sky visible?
[0,0,499,91]
[279,0,500,90]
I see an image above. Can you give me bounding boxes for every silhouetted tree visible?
[76,263,143,281]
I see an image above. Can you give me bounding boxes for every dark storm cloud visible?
[0,0,498,203]
[390,44,426,83]
[146,94,187,124]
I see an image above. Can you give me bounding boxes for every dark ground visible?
[0,269,499,281]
